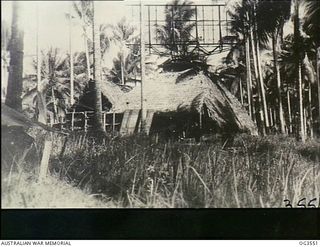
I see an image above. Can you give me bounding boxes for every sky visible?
[1,0,224,75]
[1,0,224,96]
[2,0,222,54]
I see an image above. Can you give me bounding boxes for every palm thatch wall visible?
[100,70,258,136]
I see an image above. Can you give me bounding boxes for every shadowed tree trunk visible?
[92,1,104,132]
[293,0,306,142]
[317,47,320,133]
[249,18,265,135]
[245,35,254,120]
[252,1,269,133]
[272,33,286,134]
[287,88,293,134]
[5,1,24,111]
[140,0,147,133]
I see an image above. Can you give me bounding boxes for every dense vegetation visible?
[2,0,320,208]
[3,132,319,208]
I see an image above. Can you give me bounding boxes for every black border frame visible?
[1,0,319,241]
[1,209,319,239]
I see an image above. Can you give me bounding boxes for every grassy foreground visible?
[2,132,320,208]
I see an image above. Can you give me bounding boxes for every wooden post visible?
[71,110,75,131]
[69,2,74,106]
[218,5,222,48]
[39,140,52,182]
[239,77,243,105]
[84,111,88,132]
[148,5,151,54]
[112,111,116,132]
[202,6,205,42]
[211,6,214,43]
[199,107,202,130]
[103,112,106,132]
[140,0,147,133]
[195,6,198,43]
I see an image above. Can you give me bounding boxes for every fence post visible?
[71,111,75,131]
[103,112,106,132]
[113,111,116,133]
[39,139,52,182]
[84,111,88,132]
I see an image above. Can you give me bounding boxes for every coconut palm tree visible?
[5,1,24,111]
[227,0,256,121]
[92,1,104,132]
[1,20,10,101]
[157,0,196,59]
[227,0,270,134]
[101,18,140,85]
[303,0,320,135]
[279,32,317,137]
[72,0,93,79]
[256,0,291,134]
[23,48,87,123]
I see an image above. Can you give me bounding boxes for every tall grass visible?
[2,129,319,208]
[46,133,319,208]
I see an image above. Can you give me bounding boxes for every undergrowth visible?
[2,132,320,208]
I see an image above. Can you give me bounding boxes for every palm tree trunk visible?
[36,2,47,124]
[287,88,293,134]
[256,37,270,131]
[51,87,57,123]
[245,36,253,119]
[84,34,91,79]
[293,0,306,142]
[239,77,244,105]
[36,2,41,92]
[140,0,147,133]
[5,1,24,111]
[249,23,265,134]
[121,55,125,85]
[298,62,306,142]
[317,47,320,132]
[69,2,74,106]
[269,107,273,128]
[252,1,269,133]
[92,1,104,132]
[308,80,313,138]
[272,33,286,134]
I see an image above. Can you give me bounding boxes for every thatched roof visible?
[2,103,44,129]
[100,70,258,135]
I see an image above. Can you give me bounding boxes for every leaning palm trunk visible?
[92,1,104,132]
[84,35,91,79]
[249,23,265,134]
[272,33,286,134]
[51,87,58,123]
[245,35,254,120]
[255,36,270,131]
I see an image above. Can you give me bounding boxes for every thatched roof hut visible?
[100,70,258,137]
